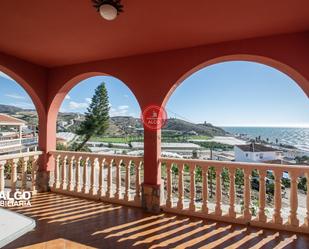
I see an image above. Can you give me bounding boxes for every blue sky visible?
[1,61,309,127]
[59,76,140,117]
[0,72,35,109]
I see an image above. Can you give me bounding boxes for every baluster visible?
[54,155,61,189]
[89,157,97,196]
[31,155,39,193]
[202,166,208,214]
[82,157,89,194]
[124,160,131,201]
[68,156,74,191]
[305,172,309,227]
[273,170,283,224]
[288,171,299,226]
[215,167,222,216]
[115,159,121,199]
[11,159,18,193]
[177,164,184,210]
[75,156,82,192]
[228,168,236,218]
[166,162,172,208]
[134,161,142,202]
[98,158,105,197]
[258,170,267,222]
[243,168,251,220]
[0,161,5,192]
[189,164,196,211]
[106,159,112,198]
[60,156,68,190]
[21,157,29,191]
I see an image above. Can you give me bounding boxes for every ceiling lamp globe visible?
[99,4,118,20]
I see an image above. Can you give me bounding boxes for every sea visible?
[222,127,309,152]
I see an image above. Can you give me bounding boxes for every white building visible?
[56,132,77,146]
[0,114,29,154]
[234,143,282,163]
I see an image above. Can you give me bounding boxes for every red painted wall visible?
[1,32,308,186]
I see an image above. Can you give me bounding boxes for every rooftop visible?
[236,143,281,152]
[0,114,26,126]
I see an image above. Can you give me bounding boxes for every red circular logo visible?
[141,105,167,131]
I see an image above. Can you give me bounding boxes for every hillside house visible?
[235,143,283,162]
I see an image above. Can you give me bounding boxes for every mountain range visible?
[0,104,227,137]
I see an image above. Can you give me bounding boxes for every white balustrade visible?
[166,162,172,208]
[49,150,143,207]
[134,161,142,202]
[124,160,130,201]
[243,168,251,221]
[258,170,267,222]
[0,151,42,194]
[288,171,299,227]
[228,168,236,218]
[215,167,222,216]
[273,170,283,224]
[47,151,309,234]
[202,166,209,214]
[160,157,309,234]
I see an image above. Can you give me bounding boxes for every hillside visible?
[0,104,227,137]
[0,104,24,114]
[110,116,227,137]
[164,118,226,136]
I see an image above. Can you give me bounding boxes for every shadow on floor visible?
[4,192,309,249]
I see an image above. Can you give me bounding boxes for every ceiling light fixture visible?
[92,0,123,21]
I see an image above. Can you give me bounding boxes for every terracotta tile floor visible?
[4,192,309,249]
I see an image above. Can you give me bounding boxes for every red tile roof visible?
[0,114,26,125]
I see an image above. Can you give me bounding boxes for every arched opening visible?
[161,60,309,224]
[0,71,40,154]
[0,70,41,191]
[47,74,144,203]
[56,75,143,155]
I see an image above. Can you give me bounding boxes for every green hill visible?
[0,104,227,137]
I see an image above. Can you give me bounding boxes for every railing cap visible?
[159,157,309,171]
[0,151,43,161]
[49,150,144,160]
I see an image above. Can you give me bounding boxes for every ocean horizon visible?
[221,126,309,152]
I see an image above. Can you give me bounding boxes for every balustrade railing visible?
[0,151,42,193]
[0,138,22,148]
[160,157,309,234]
[49,151,144,207]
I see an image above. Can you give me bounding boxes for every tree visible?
[75,83,110,151]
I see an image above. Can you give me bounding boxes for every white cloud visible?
[60,106,67,113]
[0,71,14,81]
[15,102,35,109]
[65,95,71,100]
[85,98,91,103]
[118,105,129,110]
[5,94,25,100]
[68,101,89,110]
[110,105,130,116]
